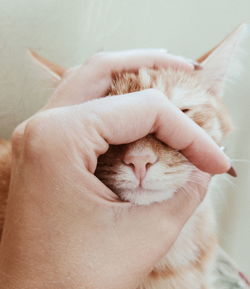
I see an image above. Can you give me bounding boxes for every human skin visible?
[0,50,230,289]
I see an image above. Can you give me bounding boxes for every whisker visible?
[230,158,250,164]
[219,176,237,187]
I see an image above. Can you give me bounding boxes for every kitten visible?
[0,24,247,289]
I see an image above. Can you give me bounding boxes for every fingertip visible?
[208,152,231,175]
[181,138,231,175]
[190,153,231,175]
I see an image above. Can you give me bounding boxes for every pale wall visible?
[0,0,249,275]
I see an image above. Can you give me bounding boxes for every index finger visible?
[47,49,199,109]
[79,89,230,174]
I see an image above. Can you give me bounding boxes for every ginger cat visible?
[0,25,247,289]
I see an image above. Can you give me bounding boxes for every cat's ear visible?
[28,49,66,80]
[196,24,248,96]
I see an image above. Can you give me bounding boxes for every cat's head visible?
[30,24,247,205]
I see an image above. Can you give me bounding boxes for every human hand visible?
[0,50,230,289]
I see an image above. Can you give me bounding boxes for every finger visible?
[125,171,211,241]
[78,89,230,174]
[45,49,197,109]
[94,49,197,73]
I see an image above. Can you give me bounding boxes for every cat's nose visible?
[123,151,158,181]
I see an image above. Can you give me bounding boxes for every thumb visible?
[160,170,211,226]
[120,170,211,261]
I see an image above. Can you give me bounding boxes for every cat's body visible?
[95,68,229,289]
[0,25,247,289]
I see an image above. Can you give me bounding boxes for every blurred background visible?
[0,0,249,275]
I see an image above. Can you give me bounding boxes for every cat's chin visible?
[117,188,176,205]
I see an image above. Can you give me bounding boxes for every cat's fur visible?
[0,25,247,289]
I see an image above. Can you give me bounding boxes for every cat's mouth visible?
[129,187,163,194]
[116,186,176,205]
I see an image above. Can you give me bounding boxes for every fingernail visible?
[227,166,237,177]
[193,62,203,70]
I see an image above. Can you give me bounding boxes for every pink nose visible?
[123,151,158,181]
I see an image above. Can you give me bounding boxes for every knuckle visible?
[24,117,44,141]
[21,113,56,160]
[88,52,110,64]
[144,88,165,98]
[11,125,25,156]
[86,52,113,70]
[143,88,167,105]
